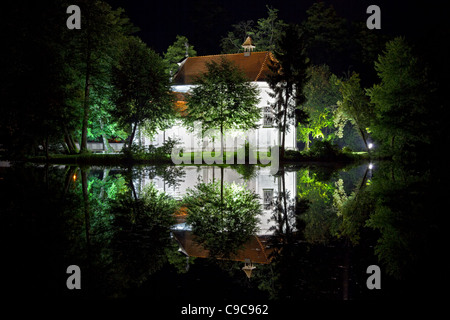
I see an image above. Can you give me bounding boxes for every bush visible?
[123,137,180,161]
[307,140,342,159]
[342,146,353,153]
[154,137,179,157]
[284,149,302,160]
[122,144,147,159]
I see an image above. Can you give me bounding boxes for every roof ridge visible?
[254,52,270,81]
[187,51,270,59]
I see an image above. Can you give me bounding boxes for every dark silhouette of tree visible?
[111,37,174,150]
[267,24,310,159]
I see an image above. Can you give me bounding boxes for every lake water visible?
[0,161,445,307]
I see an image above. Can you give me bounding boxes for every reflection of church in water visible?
[134,166,296,278]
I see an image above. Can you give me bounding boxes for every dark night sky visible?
[105,0,448,55]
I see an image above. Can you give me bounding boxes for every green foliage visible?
[111,36,175,148]
[366,37,434,159]
[299,65,341,149]
[301,2,348,71]
[1,0,138,157]
[296,168,339,243]
[234,163,258,181]
[341,146,353,153]
[163,35,197,77]
[267,24,310,158]
[338,187,374,244]
[149,137,180,158]
[87,88,128,144]
[283,149,302,161]
[251,6,287,52]
[183,181,262,257]
[335,72,373,151]
[185,57,260,154]
[220,6,286,53]
[122,137,180,161]
[69,0,136,152]
[306,140,341,159]
[221,20,255,53]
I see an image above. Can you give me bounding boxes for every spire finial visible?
[242,36,255,53]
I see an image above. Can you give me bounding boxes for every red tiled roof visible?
[172,230,274,264]
[172,51,275,85]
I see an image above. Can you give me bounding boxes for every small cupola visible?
[242,36,255,56]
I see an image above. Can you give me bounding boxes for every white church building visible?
[136,38,297,153]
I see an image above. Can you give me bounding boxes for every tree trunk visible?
[220,166,224,205]
[64,125,79,154]
[80,80,90,153]
[281,97,288,159]
[220,122,224,157]
[44,135,49,161]
[80,23,92,154]
[99,120,113,153]
[128,122,138,149]
[81,168,91,248]
[63,166,77,195]
[99,168,110,200]
[64,133,75,154]
[358,127,369,152]
[281,168,289,236]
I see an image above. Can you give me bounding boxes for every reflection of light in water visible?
[242,259,256,279]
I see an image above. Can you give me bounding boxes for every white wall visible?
[135,82,297,152]
[134,166,297,236]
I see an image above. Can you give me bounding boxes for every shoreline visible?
[2,151,373,167]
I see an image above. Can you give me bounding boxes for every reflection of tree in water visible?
[338,162,445,299]
[100,184,178,297]
[147,165,186,189]
[59,167,182,298]
[233,164,258,181]
[4,162,443,300]
[253,165,360,300]
[183,181,262,259]
[125,165,187,197]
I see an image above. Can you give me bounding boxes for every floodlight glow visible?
[368,163,374,170]
[368,143,373,149]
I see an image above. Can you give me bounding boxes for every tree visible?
[163,35,197,78]
[252,6,287,52]
[349,21,389,86]
[366,37,433,157]
[185,57,260,156]
[111,36,174,150]
[220,6,286,53]
[299,65,341,150]
[183,181,261,257]
[301,2,348,73]
[267,24,310,159]
[220,20,255,53]
[87,87,128,152]
[68,0,136,153]
[1,0,83,157]
[335,72,373,152]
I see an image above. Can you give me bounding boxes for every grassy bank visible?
[24,149,370,166]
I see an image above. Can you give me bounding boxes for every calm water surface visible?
[0,161,445,305]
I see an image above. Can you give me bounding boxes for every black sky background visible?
[105,0,448,55]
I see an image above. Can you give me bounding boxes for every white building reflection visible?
[134,166,296,236]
